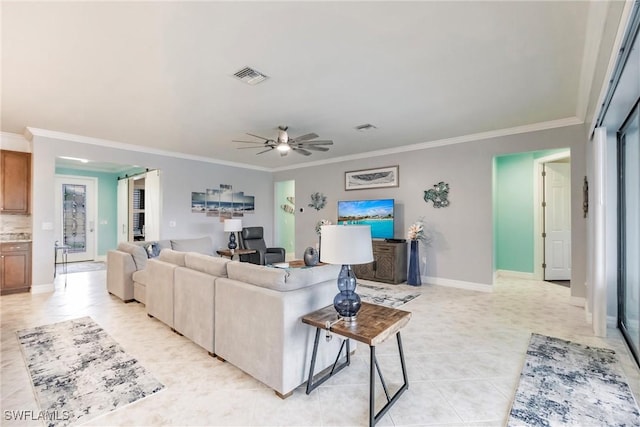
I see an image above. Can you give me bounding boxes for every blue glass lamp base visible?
[228,233,237,250]
[333,265,361,321]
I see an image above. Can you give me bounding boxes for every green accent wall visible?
[56,167,119,256]
[494,149,568,273]
[495,153,535,272]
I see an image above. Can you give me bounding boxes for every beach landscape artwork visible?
[337,198,394,239]
[345,165,399,190]
[191,184,255,221]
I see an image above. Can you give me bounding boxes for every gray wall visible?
[31,134,273,287]
[274,124,588,296]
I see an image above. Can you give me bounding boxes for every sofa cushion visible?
[158,249,187,266]
[226,261,340,292]
[226,261,286,290]
[117,242,148,270]
[184,253,229,277]
[171,237,214,255]
[132,268,149,286]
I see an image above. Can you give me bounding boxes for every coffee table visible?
[302,302,411,426]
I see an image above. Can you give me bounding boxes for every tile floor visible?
[1,271,639,426]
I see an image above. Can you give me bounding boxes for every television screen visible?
[337,199,394,239]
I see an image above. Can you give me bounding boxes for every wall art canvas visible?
[219,184,233,221]
[191,192,205,213]
[345,165,399,190]
[206,188,221,217]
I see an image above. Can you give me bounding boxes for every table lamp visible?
[224,219,243,253]
[320,225,373,321]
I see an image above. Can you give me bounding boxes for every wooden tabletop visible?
[302,302,411,346]
[287,260,327,268]
[216,248,256,258]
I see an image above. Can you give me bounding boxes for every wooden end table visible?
[302,302,411,427]
[216,248,256,260]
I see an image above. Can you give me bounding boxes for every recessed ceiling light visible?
[355,124,377,132]
[233,66,269,85]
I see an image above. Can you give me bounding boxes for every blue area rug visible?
[17,317,164,427]
[508,333,640,426]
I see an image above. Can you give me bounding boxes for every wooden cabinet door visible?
[373,250,395,282]
[0,242,31,294]
[353,262,375,280]
[1,150,31,214]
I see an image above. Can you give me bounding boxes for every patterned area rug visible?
[16,317,164,427]
[508,333,640,426]
[357,282,421,308]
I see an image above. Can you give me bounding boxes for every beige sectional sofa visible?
[106,236,214,303]
[128,248,346,398]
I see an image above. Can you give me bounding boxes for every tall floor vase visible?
[407,240,421,286]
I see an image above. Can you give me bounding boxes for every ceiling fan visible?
[234,126,333,156]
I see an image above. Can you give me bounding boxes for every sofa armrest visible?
[106,250,137,302]
[214,278,347,396]
[145,259,181,328]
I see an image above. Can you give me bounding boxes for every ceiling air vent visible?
[233,66,268,85]
[355,123,377,132]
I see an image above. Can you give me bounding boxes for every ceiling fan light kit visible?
[233,125,333,157]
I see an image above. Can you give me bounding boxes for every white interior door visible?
[54,175,97,262]
[544,162,571,280]
[117,178,129,243]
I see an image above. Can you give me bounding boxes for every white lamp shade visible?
[224,219,243,232]
[320,225,373,265]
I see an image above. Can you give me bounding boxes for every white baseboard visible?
[95,255,106,262]
[31,283,54,294]
[569,296,585,307]
[423,276,493,293]
[495,270,535,280]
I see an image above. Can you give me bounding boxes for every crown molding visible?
[25,127,272,172]
[272,117,584,172]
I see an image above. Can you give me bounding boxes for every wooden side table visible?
[302,302,411,427]
[216,248,256,260]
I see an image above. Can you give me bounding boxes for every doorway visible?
[274,180,295,260]
[54,175,97,262]
[533,151,572,283]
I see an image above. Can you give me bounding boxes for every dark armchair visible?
[238,227,286,265]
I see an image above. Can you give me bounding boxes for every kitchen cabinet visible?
[1,241,32,294]
[1,150,31,214]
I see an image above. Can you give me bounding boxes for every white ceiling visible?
[1,1,622,170]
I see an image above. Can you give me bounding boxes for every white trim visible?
[26,127,272,172]
[27,118,583,174]
[592,127,608,337]
[423,276,493,293]
[31,283,54,294]
[95,255,106,262]
[495,270,535,280]
[1,131,31,152]
[569,296,586,307]
[588,1,637,134]
[575,1,610,121]
[273,117,583,172]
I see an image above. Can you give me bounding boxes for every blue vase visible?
[407,240,421,286]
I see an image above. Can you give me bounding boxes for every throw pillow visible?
[144,242,161,258]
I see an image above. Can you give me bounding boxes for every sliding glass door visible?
[618,101,640,366]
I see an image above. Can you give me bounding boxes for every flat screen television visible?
[337,198,394,239]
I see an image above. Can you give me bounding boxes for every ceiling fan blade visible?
[301,145,329,152]
[298,140,333,145]
[256,148,274,155]
[246,132,271,141]
[237,146,269,149]
[292,147,312,156]
[233,140,268,144]
[290,132,318,143]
